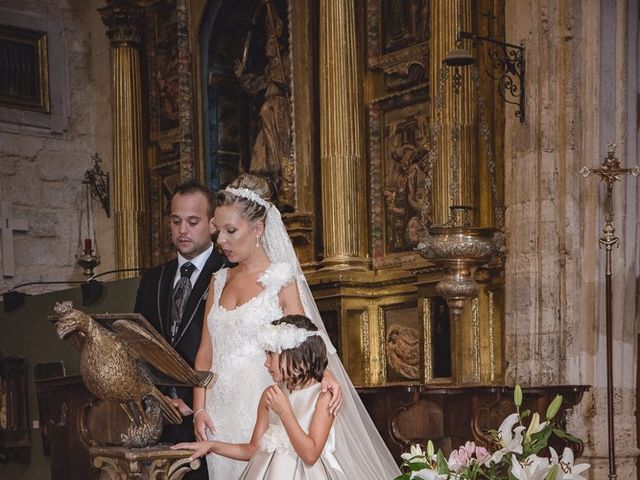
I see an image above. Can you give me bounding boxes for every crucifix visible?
[0,204,29,277]
[580,142,640,480]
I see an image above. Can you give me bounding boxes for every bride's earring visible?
[256,236,260,248]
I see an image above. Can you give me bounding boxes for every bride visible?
[192,174,400,479]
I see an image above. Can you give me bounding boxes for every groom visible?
[134,181,226,479]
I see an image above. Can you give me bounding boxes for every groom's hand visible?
[165,396,194,417]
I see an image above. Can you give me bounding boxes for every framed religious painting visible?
[369,87,430,269]
[146,2,180,156]
[366,0,429,70]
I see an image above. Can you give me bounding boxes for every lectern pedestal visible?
[91,445,200,480]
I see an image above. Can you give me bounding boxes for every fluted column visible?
[430,0,477,225]
[100,3,149,277]
[319,0,367,270]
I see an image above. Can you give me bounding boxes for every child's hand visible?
[264,385,292,417]
[171,441,212,461]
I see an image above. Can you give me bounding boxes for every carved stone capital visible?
[99,3,146,46]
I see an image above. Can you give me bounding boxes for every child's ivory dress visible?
[238,382,347,480]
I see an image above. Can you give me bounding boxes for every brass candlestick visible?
[580,142,639,480]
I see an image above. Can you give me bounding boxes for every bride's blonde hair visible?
[215,174,273,225]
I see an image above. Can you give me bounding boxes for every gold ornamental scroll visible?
[319,0,368,270]
[99,3,150,277]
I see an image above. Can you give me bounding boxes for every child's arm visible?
[265,385,334,465]
[173,390,270,461]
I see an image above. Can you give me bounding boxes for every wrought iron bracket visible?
[459,31,526,123]
[84,153,111,217]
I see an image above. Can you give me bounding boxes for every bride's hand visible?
[321,370,343,416]
[194,409,216,441]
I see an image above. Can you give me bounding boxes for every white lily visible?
[526,412,549,437]
[510,453,552,480]
[549,447,591,479]
[401,444,426,463]
[410,469,448,480]
[490,413,526,463]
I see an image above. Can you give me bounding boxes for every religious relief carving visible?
[369,87,430,269]
[234,1,295,209]
[380,302,421,383]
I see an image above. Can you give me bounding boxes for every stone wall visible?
[0,1,114,294]
[505,0,639,477]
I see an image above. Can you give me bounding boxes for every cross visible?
[0,204,29,277]
[580,142,640,250]
[580,141,639,480]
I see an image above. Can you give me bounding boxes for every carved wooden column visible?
[429,0,477,225]
[319,0,367,270]
[100,3,149,277]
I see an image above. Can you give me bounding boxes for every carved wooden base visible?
[358,384,588,461]
[91,446,200,480]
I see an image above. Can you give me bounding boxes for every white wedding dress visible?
[205,262,294,479]
[203,198,400,480]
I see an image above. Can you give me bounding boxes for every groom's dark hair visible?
[273,315,328,390]
[173,180,215,218]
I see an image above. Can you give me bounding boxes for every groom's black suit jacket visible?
[134,249,226,450]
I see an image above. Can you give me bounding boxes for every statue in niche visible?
[234,2,295,209]
[383,122,429,252]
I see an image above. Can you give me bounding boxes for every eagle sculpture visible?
[52,301,214,448]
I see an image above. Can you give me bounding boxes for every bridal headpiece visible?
[260,323,328,353]
[225,187,271,209]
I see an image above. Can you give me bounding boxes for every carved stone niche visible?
[0,356,30,464]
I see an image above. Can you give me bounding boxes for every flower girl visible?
[173,315,346,479]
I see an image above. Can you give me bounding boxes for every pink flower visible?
[448,441,476,471]
[475,445,490,465]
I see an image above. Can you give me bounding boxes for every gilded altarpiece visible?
[364,0,505,389]
[146,0,183,264]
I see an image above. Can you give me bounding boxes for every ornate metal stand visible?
[580,143,639,480]
[417,206,500,316]
[90,445,200,480]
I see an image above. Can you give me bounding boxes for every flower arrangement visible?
[395,386,590,480]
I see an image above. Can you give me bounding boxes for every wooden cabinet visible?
[0,357,30,464]
[358,384,588,460]
[34,375,94,479]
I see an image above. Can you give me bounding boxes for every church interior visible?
[0,0,639,479]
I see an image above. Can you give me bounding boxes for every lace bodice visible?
[204,262,295,479]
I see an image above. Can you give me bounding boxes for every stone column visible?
[429,0,478,226]
[504,0,639,477]
[99,3,149,276]
[318,0,367,270]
